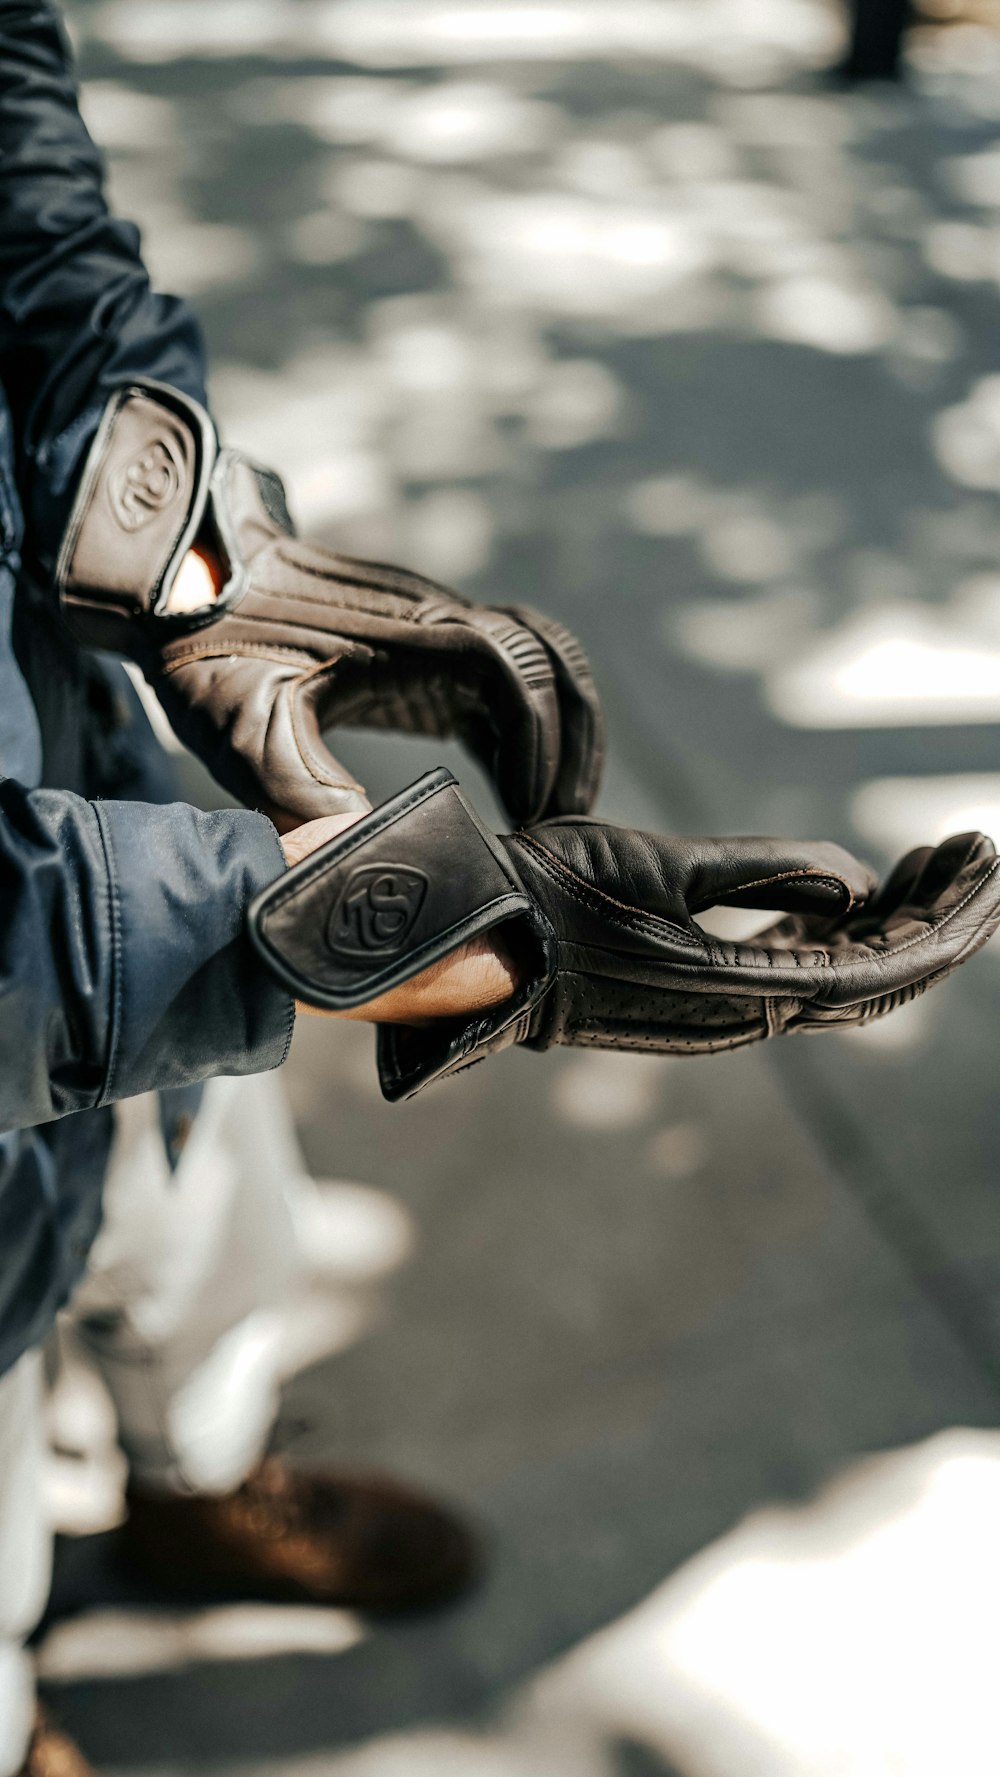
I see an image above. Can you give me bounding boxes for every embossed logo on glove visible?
[110,436,184,532]
[326,865,429,958]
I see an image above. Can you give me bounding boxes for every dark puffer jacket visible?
[0,1,293,1374]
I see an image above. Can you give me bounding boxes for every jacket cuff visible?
[94,799,293,1102]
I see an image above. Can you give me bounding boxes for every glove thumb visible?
[519,824,875,930]
[683,836,875,919]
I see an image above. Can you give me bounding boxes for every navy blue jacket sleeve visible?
[0,1,208,538]
[0,779,294,1130]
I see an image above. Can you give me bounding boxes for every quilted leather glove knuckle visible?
[57,382,606,823]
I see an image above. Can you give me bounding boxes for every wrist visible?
[278,812,523,1023]
[339,928,521,1025]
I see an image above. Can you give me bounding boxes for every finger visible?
[496,605,605,817]
[751,830,1000,999]
[849,834,997,946]
[859,844,934,925]
[454,608,562,825]
[277,671,372,822]
[278,807,369,866]
[683,836,875,919]
[900,831,997,916]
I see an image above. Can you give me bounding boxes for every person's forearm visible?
[0,2,206,536]
[0,779,291,1130]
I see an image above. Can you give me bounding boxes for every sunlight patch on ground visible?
[768,604,1000,727]
[756,272,896,355]
[316,0,840,75]
[671,588,820,674]
[78,80,178,148]
[528,1430,1000,1777]
[643,1123,709,1182]
[551,1052,665,1131]
[851,772,1000,855]
[90,0,840,71]
[188,1433,1000,1775]
[37,1605,364,1682]
[935,374,1000,491]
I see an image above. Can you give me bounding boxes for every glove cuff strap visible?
[248,769,538,1013]
[57,380,218,649]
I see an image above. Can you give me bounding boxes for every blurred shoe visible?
[121,1459,479,1612]
[18,1711,98,1777]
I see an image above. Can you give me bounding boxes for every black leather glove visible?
[248,769,1000,1098]
[55,381,603,824]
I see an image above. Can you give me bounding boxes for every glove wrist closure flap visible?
[248,770,553,1021]
[57,381,231,650]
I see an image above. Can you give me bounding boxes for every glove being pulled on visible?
[247,769,1000,1098]
[56,382,603,825]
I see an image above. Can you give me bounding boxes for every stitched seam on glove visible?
[802,854,1000,1013]
[287,667,367,791]
[512,833,704,948]
[161,642,318,670]
[266,549,432,608]
[830,854,1000,965]
[275,545,445,595]
[717,868,857,908]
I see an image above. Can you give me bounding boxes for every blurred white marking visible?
[404,487,495,580]
[385,83,560,163]
[625,474,715,537]
[768,605,1000,727]
[531,1431,1000,1777]
[922,220,994,283]
[235,76,413,142]
[426,187,713,321]
[287,211,373,264]
[79,81,178,148]
[671,587,820,673]
[208,1434,1000,1775]
[557,139,652,199]
[700,510,796,583]
[946,149,1000,207]
[644,1123,709,1181]
[93,0,837,70]
[524,360,625,451]
[894,305,962,366]
[372,319,474,396]
[934,375,1000,491]
[756,275,895,355]
[649,122,737,183]
[145,221,263,296]
[318,0,839,73]
[285,1178,416,1284]
[37,1605,363,1681]
[332,160,424,220]
[551,1052,664,1130]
